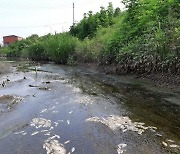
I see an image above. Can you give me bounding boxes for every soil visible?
[77,63,180,90]
[0,61,13,75]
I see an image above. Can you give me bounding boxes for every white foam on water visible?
[71,147,75,153]
[72,87,81,93]
[64,140,70,144]
[169,144,180,148]
[69,111,73,114]
[49,106,56,110]
[75,95,93,105]
[40,109,48,113]
[54,122,59,127]
[162,141,168,147]
[86,115,157,135]
[163,140,180,149]
[49,126,54,131]
[14,131,26,135]
[167,139,174,143]
[30,118,51,129]
[41,130,49,133]
[52,111,58,114]
[117,144,127,154]
[31,131,39,136]
[43,135,66,154]
[22,132,27,135]
[67,120,70,125]
[44,132,51,136]
[14,131,24,134]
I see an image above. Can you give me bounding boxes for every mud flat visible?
[0,95,22,114]
[0,61,179,154]
[0,61,13,75]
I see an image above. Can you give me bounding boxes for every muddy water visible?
[0,60,179,154]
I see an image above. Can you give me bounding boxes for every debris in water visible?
[44,132,51,136]
[169,144,180,148]
[31,131,39,136]
[43,81,51,84]
[64,140,70,144]
[14,131,26,135]
[43,135,66,154]
[30,118,51,128]
[72,87,81,93]
[2,81,6,87]
[75,95,93,105]
[117,144,127,154]
[167,139,174,143]
[52,111,58,114]
[49,106,56,110]
[71,147,75,153]
[162,141,168,147]
[69,111,73,114]
[40,109,48,113]
[156,133,162,137]
[54,122,59,127]
[7,79,10,82]
[39,87,50,91]
[22,132,27,135]
[41,130,49,133]
[29,85,38,87]
[67,120,70,125]
[49,126,54,131]
[86,115,156,135]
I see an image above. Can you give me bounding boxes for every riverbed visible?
[0,60,179,154]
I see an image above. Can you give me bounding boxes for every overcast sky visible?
[0,0,124,43]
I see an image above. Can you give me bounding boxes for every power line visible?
[0,22,71,29]
[0,6,72,10]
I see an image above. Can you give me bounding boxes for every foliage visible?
[43,33,77,64]
[27,41,48,61]
[70,2,119,39]
[0,1,179,74]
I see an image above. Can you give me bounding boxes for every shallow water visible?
[0,61,179,154]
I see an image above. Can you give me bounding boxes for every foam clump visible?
[30,118,51,128]
[86,115,157,135]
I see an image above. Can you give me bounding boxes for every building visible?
[3,35,23,46]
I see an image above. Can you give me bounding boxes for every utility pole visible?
[73,2,75,26]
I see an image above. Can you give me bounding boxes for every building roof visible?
[3,35,23,38]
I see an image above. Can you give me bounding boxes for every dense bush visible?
[44,33,78,64]
[0,1,179,74]
[28,41,48,61]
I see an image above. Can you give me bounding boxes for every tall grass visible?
[28,41,48,61]
[44,33,77,64]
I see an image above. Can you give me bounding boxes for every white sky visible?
[0,0,124,43]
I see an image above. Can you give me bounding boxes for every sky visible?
[0,0,124,44]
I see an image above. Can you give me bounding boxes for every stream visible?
[0,60,179,154]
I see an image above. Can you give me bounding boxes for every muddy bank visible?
[76,63,180,90]
[0,95,22,115]
[0,61,13,75]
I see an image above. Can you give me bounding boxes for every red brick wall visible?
[3,36,21,45]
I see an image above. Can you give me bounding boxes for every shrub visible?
[28,41,48,61]
[44,33,77,64]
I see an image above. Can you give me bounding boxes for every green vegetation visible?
[0,1,179,74]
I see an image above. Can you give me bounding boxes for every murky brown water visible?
[0,60,179,154]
